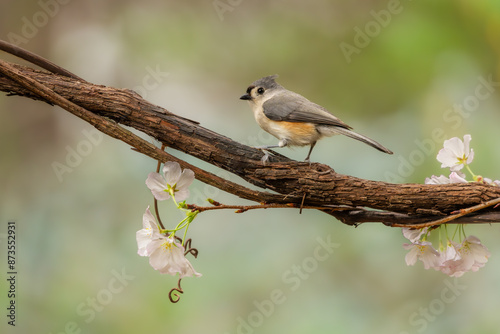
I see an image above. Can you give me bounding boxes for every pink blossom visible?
[403,241,442,269]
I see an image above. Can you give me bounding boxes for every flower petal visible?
[443,137,465,158]
[449,172,468,183]
[148,238,171,270]
[136,229,152,256]
[137,207,162,256]
[177,169,195,191]
[437,148,462,170]
[178,259,202,278]
[404,245,418,266]
[146,237,201,277]
[163,162,182,186]
[402,227,427,243]
[146,172,167,191]
[462,134,471,154]
[466,148,474,165]
[146,172,171,201]
[174,189,190,202]
[142,206,152,229]
[465,235,490,264]
[425,175,450,185]
[403,242,441,269]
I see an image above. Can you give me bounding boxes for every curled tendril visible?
[173,235,183,243]
[170,236,199,258]
[169,278,183,303]
[185,247,199,258]
[184,238,193,249]
[183,238,199,258]
[167,238,199,304]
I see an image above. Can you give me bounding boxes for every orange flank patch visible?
[279,121,316,136]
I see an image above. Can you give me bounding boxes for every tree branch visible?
[1,45,499,227]
[0,40,84,81]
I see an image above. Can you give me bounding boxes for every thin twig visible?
[153,144,166,230]
[391,197,500,228]
[0,40,84,80]
[299,192,307,214]
[187,203,353,213]
[154,198,165,230]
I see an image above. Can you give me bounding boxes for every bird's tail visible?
[330,127,393,154]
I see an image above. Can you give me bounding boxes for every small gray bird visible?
[240,75,393,162]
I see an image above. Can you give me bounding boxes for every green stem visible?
[438,226,444,251]
[465,164,476,180]
[422,228,431,241]
[169,188,179,207]
[169,188,191,213]
[460,224,467,241]
[451,224,460,241]
[162,188,199,246]
[181,213,197,246]
[174,215,190,231]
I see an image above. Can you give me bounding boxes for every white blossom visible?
[146,162,195,201]
[136,206,162,256]
[436,134,474,172]
[147,237,202,278]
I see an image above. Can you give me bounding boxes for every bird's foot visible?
[254,147,275,165]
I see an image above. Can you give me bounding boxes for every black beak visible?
[239,94,252,100]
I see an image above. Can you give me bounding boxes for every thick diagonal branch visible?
[1,60,499,225]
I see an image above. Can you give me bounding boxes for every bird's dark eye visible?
[257,87,265,94]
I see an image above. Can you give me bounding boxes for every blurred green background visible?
[1,1,500,333]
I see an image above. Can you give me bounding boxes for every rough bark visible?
[1,59,499,226]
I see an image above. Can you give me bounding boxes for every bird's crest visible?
[251,74,280,89]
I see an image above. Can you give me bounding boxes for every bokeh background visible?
[1,1,500,333]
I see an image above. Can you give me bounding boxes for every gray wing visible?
[262,93,352,129]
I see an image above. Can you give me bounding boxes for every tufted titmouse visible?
[240,75,393,162]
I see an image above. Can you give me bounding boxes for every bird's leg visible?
[254,140,287,164]
[254,139,288,150]
[304,141,316,163]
